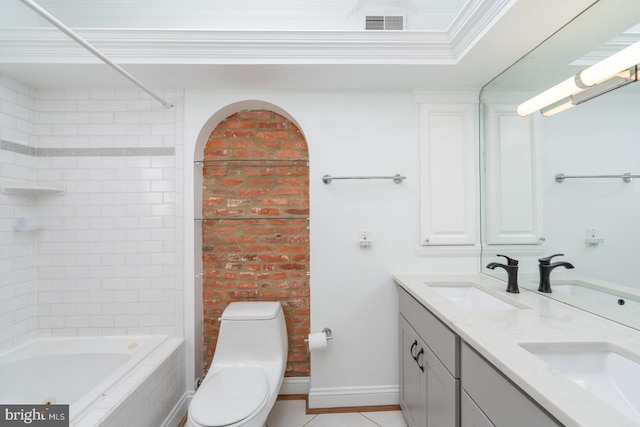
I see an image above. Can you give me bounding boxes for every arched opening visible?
[199,109,310,378]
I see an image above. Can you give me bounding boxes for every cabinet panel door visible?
[419,103,478,246]
[399,316,425,427]
[484,104,543,245]
[423,342,459,427]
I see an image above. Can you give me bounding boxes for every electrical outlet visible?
[359,230,372,248]
[586,227,603,246]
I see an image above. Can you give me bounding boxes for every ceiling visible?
[0,0,597,91]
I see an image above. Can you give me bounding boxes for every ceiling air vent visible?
[365,15,405,30]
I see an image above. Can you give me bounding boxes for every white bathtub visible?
[0,335,185,426]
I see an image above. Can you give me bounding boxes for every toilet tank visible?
[214,302,288,366]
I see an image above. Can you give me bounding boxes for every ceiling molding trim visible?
[448,0,515,59]
[0,28,460,65]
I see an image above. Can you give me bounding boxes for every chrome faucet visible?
[538,254,574,293]
[486,254,519,293]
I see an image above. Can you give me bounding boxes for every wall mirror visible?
[480,0,640,329]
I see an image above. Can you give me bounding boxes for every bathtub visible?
[0,335,185,426]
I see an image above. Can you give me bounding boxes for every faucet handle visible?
[497,254,518,266]
[538,253,564,265]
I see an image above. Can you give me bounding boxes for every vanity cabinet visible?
[461,343,561,427]
[399,288,460,426]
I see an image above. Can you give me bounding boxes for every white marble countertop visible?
[393,273,640,427]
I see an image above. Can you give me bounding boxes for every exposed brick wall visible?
[202,110,310,377]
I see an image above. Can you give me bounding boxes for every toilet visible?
[187,301,288,427]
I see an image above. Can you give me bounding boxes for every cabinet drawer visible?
[461,390,494,427]
[461,343,561,427]
[399,287,459,378]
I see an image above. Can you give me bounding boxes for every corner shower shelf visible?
[1,181,66,196]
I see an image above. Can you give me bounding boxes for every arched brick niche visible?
[201,109,310,378]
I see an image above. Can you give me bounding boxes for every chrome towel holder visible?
[555,172,640,183]
[322,174,406,184]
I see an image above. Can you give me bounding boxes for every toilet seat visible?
[189,367,269,427]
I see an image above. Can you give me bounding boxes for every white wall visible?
[184,90,480,406]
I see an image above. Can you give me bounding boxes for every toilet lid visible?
[190,367,269,427]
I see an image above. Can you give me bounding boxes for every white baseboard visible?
[308,385,399,409]
[161,391,193,427]
[280,376,310,395]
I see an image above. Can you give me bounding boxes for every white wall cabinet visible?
[399,288,459,426]
[483,104,543,245]
[419,102,478,246]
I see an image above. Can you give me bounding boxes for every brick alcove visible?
[201,110,310,378]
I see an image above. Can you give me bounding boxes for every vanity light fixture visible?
[518,38,640,117]
[540,67,637,117]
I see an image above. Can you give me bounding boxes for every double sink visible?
[423,281,640,424]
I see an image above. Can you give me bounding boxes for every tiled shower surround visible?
[0,75,185,350]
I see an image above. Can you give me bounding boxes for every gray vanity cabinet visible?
[399,288,460,427]
[461,343,562,427]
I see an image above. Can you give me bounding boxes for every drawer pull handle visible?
[410,340,418,358]
[415,348,424,372]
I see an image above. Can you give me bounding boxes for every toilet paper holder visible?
[305,327,333,343]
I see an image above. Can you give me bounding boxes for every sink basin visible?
[426,282,527,311]
[521,342,640,423]
[553,282,640,310]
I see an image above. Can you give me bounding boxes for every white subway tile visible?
[90,316,114,328]
[102,303,127,315]
[0,112,17,129]
[90,266,115,279]
[114,290,139,303]
[64,315,89,328]
[38,111,64,124]
[90,89,115,100]
[63,267,90,279]
[64,89,90,100]
[102,124,127,135]
[77,99,103,111]
[126,181,151,192]
[102,278,128,290]
[50,100,77,112]
[51,304,77,316]
[102,100,127,111]
[138,217,163,230]
[88,242,114,254]
[77,124,103,136]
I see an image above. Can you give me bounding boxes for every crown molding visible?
[448,0,516,58]
[0,28,457,65]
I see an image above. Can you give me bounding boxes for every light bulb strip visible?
[517,39,640,117]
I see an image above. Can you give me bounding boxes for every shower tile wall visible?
[0,76,39,350]
[0,75,185,349]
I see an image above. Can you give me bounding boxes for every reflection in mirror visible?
[480,0,640,330]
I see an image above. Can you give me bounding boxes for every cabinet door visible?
[423,341,459,427]
[399,316,426,427]
[419,103,478,246]
[483,104,543,245]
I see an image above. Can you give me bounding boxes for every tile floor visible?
[265,400,408,427]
